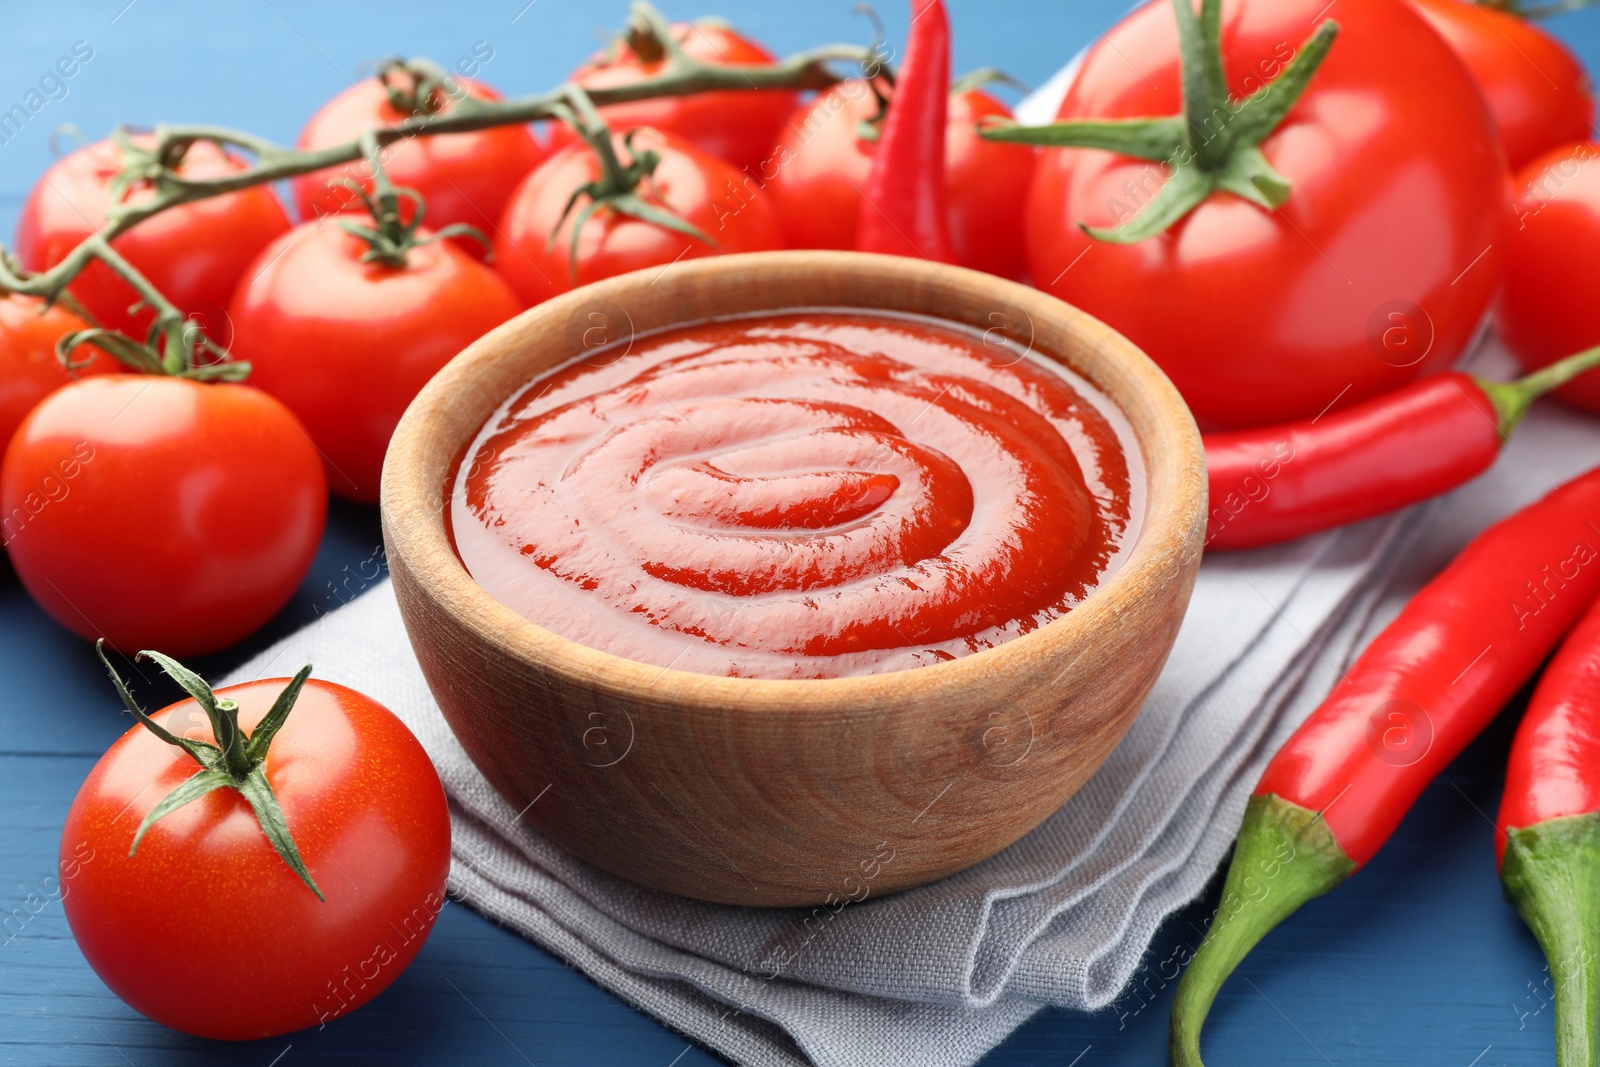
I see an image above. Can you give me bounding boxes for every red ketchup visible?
[451,312,1141,678]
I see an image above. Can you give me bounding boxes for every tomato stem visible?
[0,0,881,322]
[979,0,1339,243]
[621,2,682,65]
[0,235,245,382]
[544,86,714,281]
[375,56,454,118]
[1477,343,1600,437]
[95,640,325,901]
[949,67,1030,99]
[333,129,492,268]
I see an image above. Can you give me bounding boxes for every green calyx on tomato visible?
[855,70,1026,145]
[2,151,250,382]
[982,0,1338,243]
[41,238,248,382]
[545,92,713,280]
[95,640,325,901]
[103,126,194,215]
[336,129,492,269]
[950,68,1029,100]
[56,323,245,382]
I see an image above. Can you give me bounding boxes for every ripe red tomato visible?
[1,377,325,655]
[1404,0,1593,171]
[1027,0,1510,429]
[229,222,523,503]
[567,21,798,172]
[0,295,119,459]
[493,128,785,307]
[762,80,1036,279]
[1496,141,1600,412]
[292,76,545,256]
[15,138,290,343]
[62,673,450,1039]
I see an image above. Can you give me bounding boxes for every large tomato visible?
[292,75,545,255]
[567,21,798,172]
[16,138,290,343]
[229,222,523,503]
[1,377,325,655]
[0,295,118,459]
[493,127,785,307]
[63,668,450,1039]
[1496,141,1600,412]
[763,80,1036,279]
[1027,0,1510,429]
[1404,0,1593,171]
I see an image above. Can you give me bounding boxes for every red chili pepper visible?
[1497,593,1600,1067]
[1170,465,1600,1066]
[855,0,959,264]
[1205,345,1600,551]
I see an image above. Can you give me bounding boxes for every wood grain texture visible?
[380,251,1207,907]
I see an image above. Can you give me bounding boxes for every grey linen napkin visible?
[224,339,1599,1066]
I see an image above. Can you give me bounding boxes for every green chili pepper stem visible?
[1478,343,1600,438]
[1168,794,1356,1067]
[1501,814,1600,1067]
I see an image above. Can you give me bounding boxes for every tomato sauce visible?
[450,311,1141,679]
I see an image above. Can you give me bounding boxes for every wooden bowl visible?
[381,251,1206,907]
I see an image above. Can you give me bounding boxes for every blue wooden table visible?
[3,3,1598,1064]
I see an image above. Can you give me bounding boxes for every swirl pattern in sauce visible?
[451,312,1140,678]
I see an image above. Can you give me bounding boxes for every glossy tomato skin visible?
[1496,141,1600,412]
[763,81,1037,279]
[0,295,119,460]
[1029,0,1510,429]
[16,138,291,343]
[1,378,325,655]
[568,23,798,172]
[291,77,545,257]
[493,128,785,307]
[1405,0,1593,171]
[229,223,522,503]
[62,678,450,1040]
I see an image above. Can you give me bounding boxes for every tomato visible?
[1027,0,1510,430]
[0,295,119,460]
[16,138,291,343]
[62,669,450,1040]
[229,223,521,504]
[292,76,545,257]
[493,128,785,307]
[1,377,325,655]
[762,80,1036,279]
[1405,0,1593,171]
[1496,141,1600,412]
[566,21,798,172]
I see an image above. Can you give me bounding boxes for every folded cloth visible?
[225,338,1599,1066]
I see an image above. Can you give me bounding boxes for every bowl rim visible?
[381,250,1205,708]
